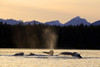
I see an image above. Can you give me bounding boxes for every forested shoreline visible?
[0,22,100,49]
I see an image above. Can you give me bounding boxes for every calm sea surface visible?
[0,49,100,67]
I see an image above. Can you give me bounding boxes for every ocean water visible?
[0,49,100,67]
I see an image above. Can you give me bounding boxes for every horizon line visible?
[0,16,99,24]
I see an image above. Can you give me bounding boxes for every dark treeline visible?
[0,22,100,49]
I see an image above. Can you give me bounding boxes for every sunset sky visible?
[0,0,100,23]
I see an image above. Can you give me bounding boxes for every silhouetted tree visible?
[0,23,100,49]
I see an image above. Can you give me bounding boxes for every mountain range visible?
[45,20,63,26]
[0,16,100,26]
[64,16,91,26]
[92,20,100,26]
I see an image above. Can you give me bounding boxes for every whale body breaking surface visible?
[11,50,82,59]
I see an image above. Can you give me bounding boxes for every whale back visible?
[49,50,54,56]
[72,52,82,58]
[43,50,54,56]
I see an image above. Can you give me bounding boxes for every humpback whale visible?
[60,52,82,58]
[13,52,24,56]
[13,51,82,59]
[43,50,54,56]
[27,53,37,56]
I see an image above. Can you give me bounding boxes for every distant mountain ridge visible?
[6,19,22,25]
[0,19,41,25]
[92,20,100,26]
[24,20,42,25]
[45,20,63,26]
[64,16,91,26]
[0,19,22,25]
[0,17,100,26]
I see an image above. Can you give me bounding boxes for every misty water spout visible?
[43,28,57,49]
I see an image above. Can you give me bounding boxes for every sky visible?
[0,0,100,23]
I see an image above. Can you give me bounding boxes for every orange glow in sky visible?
[0,0,100,23]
